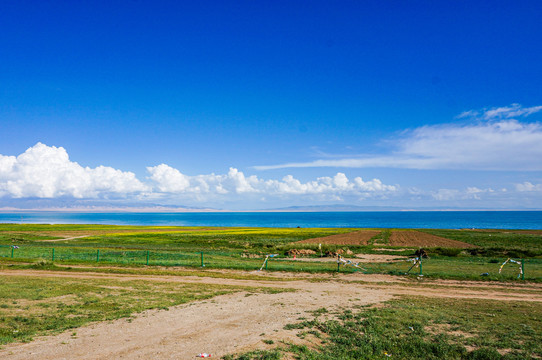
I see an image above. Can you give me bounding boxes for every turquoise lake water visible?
[0,211,541,229]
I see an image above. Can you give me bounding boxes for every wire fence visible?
[1,244,540,280]
[2,245,203,267]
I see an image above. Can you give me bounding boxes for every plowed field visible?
[389,230,476,248]
[297,230,380,245]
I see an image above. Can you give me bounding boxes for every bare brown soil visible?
[297,230,380,245]
[297,230,475,248]
[355,254,408,262]
[0,268,540,359]
[388,230,476,248]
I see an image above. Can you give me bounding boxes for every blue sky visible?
[1,1,541,210]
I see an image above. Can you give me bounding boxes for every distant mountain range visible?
[266,204,407,211]
[263,204,542,212]
[1,199,540,212]
[0,199,216,212]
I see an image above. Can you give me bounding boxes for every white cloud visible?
[427,187,499,201]
[255,104,542,171]
[431,189,460,201]
[6,143,537,209]
[0,143,399,203]
[0,143,148,198]
[457,103,542,121]
[515,182,542,192]
[147,164,190,192]
[480,104,542,120]
[146,164,397,200]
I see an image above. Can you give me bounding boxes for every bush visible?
[434,247,462,257]
[30,259,54,268]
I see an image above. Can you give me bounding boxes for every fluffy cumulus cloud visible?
[0,144,397,204]
[255,104,542,171]
[0,143,148,198]
[147,166,261,195]
[147,164,397,200]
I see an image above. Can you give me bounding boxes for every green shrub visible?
[434,247,463,257]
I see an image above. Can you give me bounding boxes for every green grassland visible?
[422,229,542,256]
[0,224,541,281]
[0,274,286,346]
[228,296,542,359]
[0,224,541,358]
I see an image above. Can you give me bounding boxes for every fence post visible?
[97,249,100,262]
[419,256,423,276]
[146,251,150,265]
[52,248,55,261]
[265,257,268,270]
[521,259,525,280]
[200,252,204,267]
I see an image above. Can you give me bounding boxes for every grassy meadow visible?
[0,274,287,346]
[0,224,541,358]
[229,296,542,359]
[0,224,541,281]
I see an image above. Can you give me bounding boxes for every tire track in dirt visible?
[0,269,540,359]
[40,235,92,242]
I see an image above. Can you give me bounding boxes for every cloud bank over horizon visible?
[255,104,542,171]
[0,141,539,210]
[2,103,542,210]
[0,143,398,207]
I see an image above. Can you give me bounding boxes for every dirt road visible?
[1,269,540,359]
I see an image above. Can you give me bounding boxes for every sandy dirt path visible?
[40,235,91,242]
[0,269,541,360]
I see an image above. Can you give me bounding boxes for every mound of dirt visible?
[297,230,381,245]
[241,253,262,258]
[389,231,476,248]
[287,249,316,256]
[325,249,354,257]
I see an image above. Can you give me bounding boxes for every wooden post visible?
[521,259,525,280]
